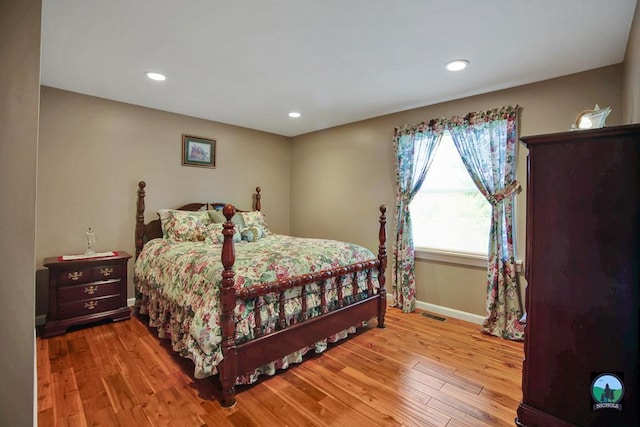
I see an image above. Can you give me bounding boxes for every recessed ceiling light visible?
[446,60,469,71]
[145,71,166,81]
[288,112,301,118]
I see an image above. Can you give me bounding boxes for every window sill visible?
[415,248,523,272]
[415,248,487,268]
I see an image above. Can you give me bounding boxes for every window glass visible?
[410,131,491,255]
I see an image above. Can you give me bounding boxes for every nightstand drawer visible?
[57,295,123,319]
[57,279,122,303]
[57,267,93,285]
[91,264,124,281]
[56,264,125,286]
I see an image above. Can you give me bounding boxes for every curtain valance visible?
[394,105,519,139]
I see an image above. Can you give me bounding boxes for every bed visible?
[133,181,387,407]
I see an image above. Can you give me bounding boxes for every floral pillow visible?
[240,211,271,236]
[158,209,211,242]
[205,222,241,244]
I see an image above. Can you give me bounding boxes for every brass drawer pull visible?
[84,301,98,310]
[84,285,98,295]
[68,271,83,281]
[100,267,114,277]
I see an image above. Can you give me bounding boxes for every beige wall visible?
[37,87,292,304]
[0,0,40,425]
[623,1,640,124]
[36,42,633,320]
[290,65,623,317]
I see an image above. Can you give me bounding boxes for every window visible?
[410,131,492,257]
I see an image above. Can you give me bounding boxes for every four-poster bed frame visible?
[134,181,387,407]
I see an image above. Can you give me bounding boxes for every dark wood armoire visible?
[516,124,640,427]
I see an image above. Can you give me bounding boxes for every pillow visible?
[158,209,211,242]
[231,212,245,228]
[240,211,271,235]
[207,209,226,224]
[240,226,264,242]
[158,209,173,238]
[205,222,241,244]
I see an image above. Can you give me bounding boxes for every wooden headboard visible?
[134,181,261,258]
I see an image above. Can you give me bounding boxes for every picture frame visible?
[182,134,216,168]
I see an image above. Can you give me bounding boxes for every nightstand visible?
[43,251,132,337]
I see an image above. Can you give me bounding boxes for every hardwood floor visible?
[37,308,523,426]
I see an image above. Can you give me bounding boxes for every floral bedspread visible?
[134,234,379,383]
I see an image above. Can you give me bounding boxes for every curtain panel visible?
[392,120,444,312]
[447,106,524,340]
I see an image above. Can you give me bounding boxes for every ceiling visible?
[41,0,637,137]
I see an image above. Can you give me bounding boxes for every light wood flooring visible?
[37,308,523,426]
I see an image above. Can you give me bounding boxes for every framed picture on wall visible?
[182,134,216,168]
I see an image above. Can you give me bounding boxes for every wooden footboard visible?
[218,204,387,407]
[134,181,386,408]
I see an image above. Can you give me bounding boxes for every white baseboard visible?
[416,301,485,324]
[386,293,484,324]
[34,330,37,427]
[128,297,136,307]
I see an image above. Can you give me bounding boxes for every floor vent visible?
[421,312,447,322]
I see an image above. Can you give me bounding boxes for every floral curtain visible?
[447,106,524,340]
[392,120,444,312]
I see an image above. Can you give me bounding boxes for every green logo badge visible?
[591,373,624,411]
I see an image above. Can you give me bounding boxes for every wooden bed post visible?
[219,204,238,408]
[255,186,261,211]
[135,181,146,259]
[377,205,387,328]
